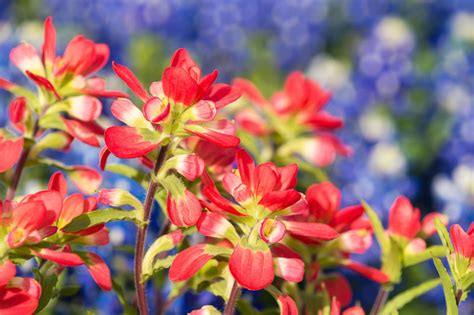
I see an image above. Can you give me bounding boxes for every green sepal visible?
[432,256,458,315]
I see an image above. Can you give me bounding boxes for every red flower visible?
[170,149,338,291]
[1,17,126,147]
[387,196,449,254]
[450,224,474,272]
[233,73,349,167]
[0,261,41,315]
[103,48,240,163]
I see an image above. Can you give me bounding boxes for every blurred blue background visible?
[0,0,473,314]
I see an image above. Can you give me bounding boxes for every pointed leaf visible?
[62,208,137,233]
[432,257,458,315]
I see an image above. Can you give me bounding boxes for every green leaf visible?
[59,286,81,297]
[432,257,458,315]
[34,271,58,312]
[435,219,453,253]
[362,200,390,254]
[105,164,147,185]
[62,208,137,233]
[31,132,72,156]
[459,271,474,292]
[382,239,402,284]
[158,174,186,197]
[142,231,183,281]
[381,278,441,314]
[403,245,446,267]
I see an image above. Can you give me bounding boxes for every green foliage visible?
[381,278,441,314]
[432,257,458,315]
[63,208,138,233]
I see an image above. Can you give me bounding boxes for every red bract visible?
[0,261,41,315]
[103,48,240,164]
[301,182,371,252]
[450,224,474,271]
[0,135,23,173]
[387,196,448,253]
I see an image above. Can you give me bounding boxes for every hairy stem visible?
[370,286,389,315]
[223,280,240,315]
[6,119,40,200]
[135,144,169,315]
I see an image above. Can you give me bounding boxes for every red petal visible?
[143,96,170,123]
[170,48,198,70]
[343,261,389,284]
[48,171,68,199]
[284,221,338,241]
[277,295,298,315]
[276,164,298,190]
[450,224,472,258]
[259,190,301,212]
[104,126,159,158]
[58,193,85,228]
[26,71,61,100]
[163,67,199,106]
[204,83,241,108]
[343,306,365,315]
[422,212,448,237]
[330,205,364,231]
[169,244,214,282]
[260,218,286,244]
[0,136,23,173]
[68,95,102,121]
[84,253,112,291]
[185,120,240,148]
[303,111,344,129]
[318,274,352,307]
[10,43,44,75]
[174,154,204,181]
[222,172,252,204]
[112,61,149,101]
[0,260,16,287]
[42,16,56,65]
[274,257,304,282]
[9,97,27,132]
[388,196,421,239]
[253,163,278,196]
[203,184,244,216]
[0,278,41,314]
[63,118,100,147]
[35,248,83,266]
[233,78,267,106]
[197,211,237,243]
[229,243,274,290]
[306,182,341,223]
[99,147,111,170]
[0,77,16,91]
[236,149,255,189]
[82,44,109,76]
[24,190,62,225]
[61,35,96,75]
[166,190,202,227]
[69,166,102,195]
[110,98,148,127]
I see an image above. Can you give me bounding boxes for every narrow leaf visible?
[63,208,137,232]
[432,257,458,315]
[404,245,447,267]
[362,200,390,254]
[435,218,454,253]
[381,278,441,314]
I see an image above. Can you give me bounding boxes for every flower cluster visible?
[0,15,472,315]
[233,72,351,168]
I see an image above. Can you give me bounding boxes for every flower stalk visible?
[134,144,169,315]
